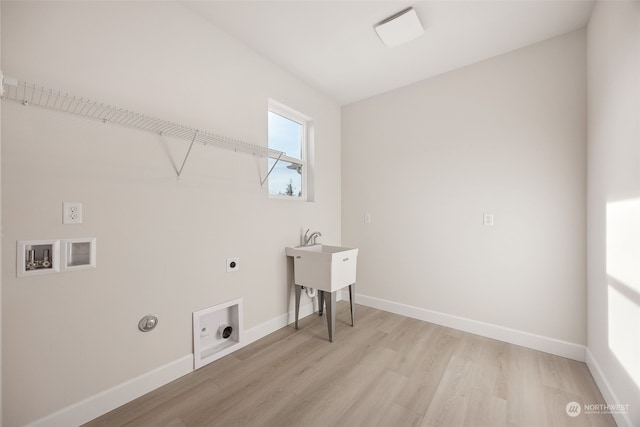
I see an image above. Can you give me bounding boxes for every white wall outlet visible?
[483,213,494,226]
[226,257,240,272]
[63,202,83,224]
[364,212,372,224]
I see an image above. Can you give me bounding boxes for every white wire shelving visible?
[0,74,294,183]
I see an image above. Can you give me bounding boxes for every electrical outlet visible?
[63,202,83,225]
[226,257,239,272]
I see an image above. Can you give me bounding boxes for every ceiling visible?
[185,1,595,106]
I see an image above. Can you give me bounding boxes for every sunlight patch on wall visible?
[608,284,640,389]
[606,198,640,389]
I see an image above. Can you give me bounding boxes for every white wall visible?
[587,2,640,426]
[0,1,3,424]
[1,2,341,426]
[342,30,587,349]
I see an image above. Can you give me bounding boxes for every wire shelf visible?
[1,76,289,180]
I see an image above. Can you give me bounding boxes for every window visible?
[267,101,310,199]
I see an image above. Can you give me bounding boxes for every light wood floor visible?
[85,303,616,427]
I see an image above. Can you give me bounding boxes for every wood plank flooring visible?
[85,303,617,427]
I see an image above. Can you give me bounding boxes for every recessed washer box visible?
[17,239,60,277]
[61,238,96,272]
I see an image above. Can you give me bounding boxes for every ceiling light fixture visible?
[374,7,424,48]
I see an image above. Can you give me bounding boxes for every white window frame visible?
[267,100,310,200]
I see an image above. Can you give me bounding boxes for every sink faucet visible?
[303,229,322,246]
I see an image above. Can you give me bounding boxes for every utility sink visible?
[285,245,358,292]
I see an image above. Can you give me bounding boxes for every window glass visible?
[267,103,307,199]
[268,159,302,197]
[268,111,302,160]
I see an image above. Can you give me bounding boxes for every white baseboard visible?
[586,348,635,427]
[26,301,318,427]
[356,293,586,362]
[27,354,194,427]
[243,299,316,345]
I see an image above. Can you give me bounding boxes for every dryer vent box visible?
[193,298,243,369]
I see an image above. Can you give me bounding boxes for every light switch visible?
[483,213,494,227]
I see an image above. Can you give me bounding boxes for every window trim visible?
[267,100,310,200]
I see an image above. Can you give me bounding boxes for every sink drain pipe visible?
[304,286,317,298]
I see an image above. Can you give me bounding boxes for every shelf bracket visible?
[260,152,284,187]
[177,131,199,180]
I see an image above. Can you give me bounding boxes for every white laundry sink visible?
[285,245,358,292]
